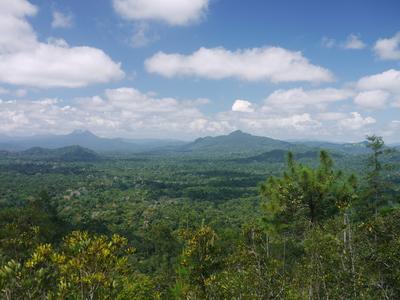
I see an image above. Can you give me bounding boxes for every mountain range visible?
[0,130,184,153]
[0,129,379,156]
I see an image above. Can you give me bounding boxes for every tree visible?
[207,224,285,299]
[0,231,161,300]
[292,218,370,299]
[260,151,360,299]
[357,208,400,299]
[361,135,393,216]
[261,151,357,237]
[175,225,220,299]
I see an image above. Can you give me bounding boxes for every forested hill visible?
[2,145,101,162]
[294,140,370,154]
[178,130,293,154]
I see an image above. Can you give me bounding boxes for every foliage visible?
[0,136,399,298]
[261,151,357,237]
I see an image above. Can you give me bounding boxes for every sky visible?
[0,0,400,142]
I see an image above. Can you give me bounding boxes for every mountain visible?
[0,129,385,156]
[17,145,101,162]
[179,130,293,155]
[0,130,185,153]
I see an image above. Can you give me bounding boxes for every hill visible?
[293,141,370,154]
[179,130,293,155]
[19,145,101,162]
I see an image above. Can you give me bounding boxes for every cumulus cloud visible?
[0,86,380,141]
[0,44,124,88]
[338,112,376,130]
[321,37,336,48]
[374,32,400,60]
[354,90,389,109]
[113,0,209,25]
[224,88,376,139]
[0,0,38,54]
[0,87,10,95]
[145,47,334,83]
[51,11,73,28]
[354,69,400,111]
[247,113,321,132]
[342,34,366,50]
[232,99,254,113]
[216,110,322,135]
[380,120,400,138]
[0,87,215,137]
[0,0,124,88]
[0,98,64,133]
[222,86,378,139]
[316,112,347,121]
[15,89,27,97]
[357,69,400,93]
[322,34,366,50]
[130,23,158,48]
[264,88,352,112]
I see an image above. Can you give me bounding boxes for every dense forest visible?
[0,134,399,299]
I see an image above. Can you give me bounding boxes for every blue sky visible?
[0,0,400,142]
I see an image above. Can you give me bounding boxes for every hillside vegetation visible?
[0,135,399,299]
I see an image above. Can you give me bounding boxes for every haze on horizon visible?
[0,0,400,143]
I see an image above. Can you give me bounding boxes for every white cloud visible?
[316,112,347,121]
[0,98,62,133]
[0,87,10,95]
[232,99,254,113]
[381,120,400,138]
[321,37,336,48]
[357,69,400,93]
[342,34,366,50]
[253,113,321,131]
[322,34,366,50]
[15,89,27,97]
[51,11,73,28]
[0,0,124,88]
[374,32,400,60]
[0,87,213,138]
[354,90,389,109]
[338,112,376,130]
[264,87,352,112]
[130,23,158,48]
[0,44,124,88]
[0,86,383,141]
[0,0,38,53]
[217,111,322,134]
[356,69,400,109]
[113,0,209,26]
[145,47,334,83]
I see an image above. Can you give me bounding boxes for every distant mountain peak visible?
[229,130,246,136]
[69,129,97,137]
